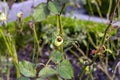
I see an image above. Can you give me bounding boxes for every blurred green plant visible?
[82,0,116,18]
[0,0,120,80]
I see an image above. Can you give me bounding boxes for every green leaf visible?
[48,0,68,14]
[50,50,63,63]
[48,1,59,14]
[7,22,15,34]
[56,60,74,79]
[18,77,30,80]
[36,78,44,80]
[33,3,49,22]
[38,66,57,78]
[48,75,58,80]
[81,0,87,5]
[54,0,68,5]
[18,60,36,77]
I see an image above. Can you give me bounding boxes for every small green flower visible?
[54,36,63,47]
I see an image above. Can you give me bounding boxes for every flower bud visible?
[28,21,35,30]
[54,36,63,47]
[90,49,96,55]
[0,11,7,22]
[17,11,23,18]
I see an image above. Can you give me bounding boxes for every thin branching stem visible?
[101,0,120,45]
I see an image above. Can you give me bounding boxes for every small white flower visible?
[0,12,7,22]
[17,11,23,18]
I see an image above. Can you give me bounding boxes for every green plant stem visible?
[107,0,112,20]
[32,39,36,62]
[0,30,11,55]
[0,29,21,78]
[56,15,59,34]
[13,58,21,78]
[69,49,79,58]
[88,0,94,16]
[72,43,86,58]
[33,25,42,62]
[79,65,87,80]
[56,3,66,60]
[73,40,112,80]
[86,66,94,80]
[101,23,111,44]
[58,15,64,58]
[57,12,64,58]
[112,39,120,78]
[45,59,51,67]
[58,15,63,37]
[97,64,112,80]
[104,66,112,80]
[101,0,120,45]
[86,42,89,57]
[87,32,97,49]
[105,42,110,69]
[7,58,10,80]
[60,3,66,15]
[89,67,94,80]
[95,2,103,18]
[118,1,120,19]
